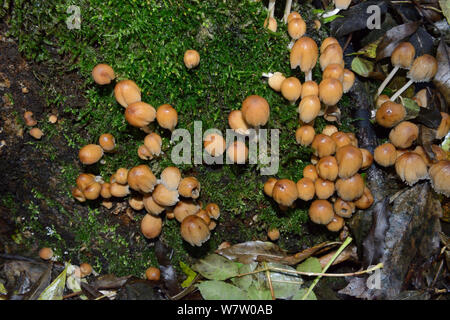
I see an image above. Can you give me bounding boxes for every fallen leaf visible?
[23,263,52,300]
[292,288,317,300]
[246,283,272,300]
[439,0,450,23]
[296,257,322,274]
[258,263,302,299]
[408,27,435,56]
[38,264,67,300]
[197,281,247,300]
[193,254,240,280]
[433,40,450,106]
[180,261,197,288]
[376,22,420,61]
[155,241,180,296]
[418,124,438,160]
[231,262,257,291]
[351,57,374,78]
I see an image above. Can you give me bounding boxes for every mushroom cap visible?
[413,146,433,166]
[241,95,270,126]
[391,42,416,69]
[395,152,428,186]
[183,49,200,69]
[317,156,339,181]
[144,132,162,158]
[429,160,450,197]
[319,78,343,106]
[360,148,374,169]
[115,168,129,185]
[295,125,315,146]
[143,194,166,215]
[178,177,201,199]
[323,63,344,82]
[320,37,339,54]
[205,203,220,219]
[145,267,161,281]
[110,183,130,197]
[333,198,355,218]
[326,214,345,232]
[152,184,179,207]
[228,110,250,134]
[314,178,335,199]
[354,186,374,209]
[348,132,359,148]
[408,54,438,82]
[376,94,391,108]
[288,18,306,40]
[114,80,141,108]
[311,134,337,157]
[80,263,93,277]
[174,200,200,223]
[226,141,249,164]
[92,63,115,85]
[303,164,319,181]
[342,69,355,93]
[196,209,211,225]
[298,95,321,123]
[267,228,280,241]
[140,213,162,239]
[336,145,363,178]
[320,43,343,71]
[335,0,352,10]
[99,133,116,152]
[156,104,178,131]
[264,177,278,197]
[160,166,182,190]
[24,111,37,126]
[287,11,302,23]
[268,72,286,92]
[290,37,319,72]
[301,81,319,99]
[389,121,419,149]
[83,182,102,200]
[29,127,44,139]
[125,102,156,128]
[128,194,144,211]
[331,131,352,148]
[281,77,302,103]
[437,112,450,139]
[72,187,86,202]
[296,177,315,201]
[272,179,298,207]
[322,125,338,136]
[39,247,53,260]
[204,133,226,157]
[414,89,428,108]
[335,174,365,201]
[127,165,157,193]
[76,173,96,190]
[180,215,210,246]
[264,17,278,32]
[100,183,112,199]
[138,145,152,160]
[79,144,104,165]
[375,101,406,128]
[309,200,334,225]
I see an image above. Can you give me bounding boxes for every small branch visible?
[264,262,276,300]
[63,291,83,300]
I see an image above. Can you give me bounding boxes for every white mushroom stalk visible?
[321,0,352,18]
[377,66,400,97]
[283,0,292,23]
[268,0,276,18]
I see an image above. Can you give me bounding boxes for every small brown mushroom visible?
[183,50,200,69]
[272,179,298,207]
[180,215,210,246]
[92,63,115,85]
[178,177,201,199]
[114,80,141,108]
[79,144,103,165]
[309,200,334,225]
[140,214,162,239]
[156,104,178,131]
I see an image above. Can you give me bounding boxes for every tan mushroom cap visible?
[323,64,344,82]
[317,156,338,181]
[281,77,302,103]
[314,178,335,199]
[272,179,298,207]
[429,160,450,197]
[342,69,355,93]
[335,174,365,201]
[335,0,352,9]
[99,133,116,152]
[311,134,337,158]
[204,133,226,157]
[298,95,321,123]
[129,194,144,211]
[152,184,179,207]
[92,63,115,85]
[115,168,129,185]
[180,215,210,246]
[326,214,345,232]
[227,141,249,164]
[268,72,286,92]
[127,164,157,193]
[79,144,104,165]
[110,183,130,197]
[143,194,166,215]
[395,152,428,186]
[376,94,391,108]
[376,101,406,128]
[336,145,363,179]
[144,132,162,158]
[83,181,102,200]
[178,177,201,199]
[72,187,86,202]
[389,121,419,149]
[296,177,315,201]
[205,203,220,220]
[196,209,211,226]
[322,125,338,136]
[288,18,306,40]
[331,131,352,148]
[301,81,319,99]
[145,267,161,281]
[100,182,112,199]
[290,37,319,73]
[140,213,162,239]
[267,228,280,241]
[228,110,250,134]
[320,43,343,71]
[408,54,438,82]
[391,42,416,69]
[333,198,355,218]
[241,95,270,127]
[24,111,37,126]
[319,78,343,106]
[354,186,374,209]
[360,148,374,169]
[437,112,450,139]
[320,37,339,54]
[160,166,182,191]
[309,199,334,225]
[80,263,93,277]
[76,173,96,190]
[174,200,200,223]
[114,80,141,108]
[39,247,53,260]
[183,49,200,69]
[125,102,156,128]
[303,164,319,182]
[156,104,178,131]
[29,127,44,139]
[264,177,278,197]
[295,125,315,146]
[287,11,302,23]
[374,143,397,167]
[264,17,278,32]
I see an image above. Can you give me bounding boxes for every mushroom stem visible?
[268,0,276,18]
[376,66,399,97]
[283,0,292,23]
[390,79,414,102]
[262,72,274,78]
[321,8,340,18]
[287,39,295,50]
[305,70,313,82]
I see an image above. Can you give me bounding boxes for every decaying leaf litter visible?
[0,0,449,300]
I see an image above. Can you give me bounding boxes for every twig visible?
[301,237,352,300]
[63,291,82,300]
[264,262,276,300]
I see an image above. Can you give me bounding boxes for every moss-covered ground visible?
[1,0,356,277]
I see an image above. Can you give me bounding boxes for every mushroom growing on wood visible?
[296,177,315,201]
[127,165,157,193]
[241,95,270,127]
[178,177,201,199]
[295,125,315,146]
[395,152,428,186]
[287,18,306,47]
[267,72,286,92]
[374,143,397,167]
[375,101,406,128]
[264,177,278,197]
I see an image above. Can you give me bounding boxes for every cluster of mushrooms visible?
[71,53,222,248]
